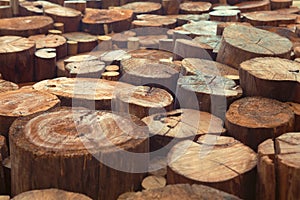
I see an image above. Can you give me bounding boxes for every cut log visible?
[33,77,133,110]
[239,57,300,103]
[101,71,120,81]
[10,107,149,200]
[127,37,139,50]
[67,40,78,56]
[111,31,136,49]
[142,109,225,152]
[101,0,119,9]
[181,21,219,37]
[105,65,119,72]
[179,2,212,14]
[28,34,67,59]
[63,32,97,53]
[209,10,240,22]
[0,5,12,18]
[216,25,292,69]
[287,102,300,131]
[118,184,241,200]
[121,2,162,18]
[82,8,133,35]
[137,35,168,49]
[114,86,173,119]
[141,176,166,190]
[242,11,297,26]
[159,39,173,53]
[100,49,131,65]
[86,0,102,9]
[34,48,57,81]
[65,60,105,78]
[216,22,251,35]
[175,14,210,26]
[129,49,173,61]
[176,75,242,119]
[235,0,270,13]
[0,16,53,37]
[181,58,239,83]
[64,0,86,13]
[225,96,295,150]
[162,0,180,15]
[48,29,62,35]
[97,35,112,51]
[12,189,92,200]
[132,14,176,29]
[270,0,292,10]
[213,5,239,11]
[19,0,59,16]
[192,35,222,54]
[167,136,257,199]
[0,88,60,140]
[0,80,18,93]
[54,22,64,33]
[0,135,8,162]
[44,7,82,32]
[0,36,35,83]
[148,156,167,177]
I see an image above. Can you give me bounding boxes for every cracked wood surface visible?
[179,2,212,14]
[0,79,18,93]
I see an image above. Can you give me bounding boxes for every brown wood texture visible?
[33,77,134,110]
[167,137,257,199]
[129,49,173,61]
[0,36,35,83]
[29,34,67,59]
[242,11,297,26]
[34,48,57,81]
[181,21,219,37]
[121,2,162,17]
[132,14,176,29]
[64,0,86,13]
[209,10,240,22]
[270,0,292,10]
[235,0,270,13]
[0,5,12,18]
[65,60,105,78]
[63,32,98,53]
[0,16,53,37]
[225,97,295,150]
[179,2,212,14]
[101,71,120,81]
[19,0,59,16]
[0,135,8,194]
[10,107,149,200]
[216,22,251,35]
[216,25,292,69]
[0,79,18,93]
[141,176,166,190]
[287,102,300,131]
[162,0,180,15]
[111,31,136,49]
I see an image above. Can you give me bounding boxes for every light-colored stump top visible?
[222,25,292,56]
[116,86,173,108]
[276,132,300,166]
[29,34,66,49]
[63,32,98,43]
[64,54,98,63]
[180,2,212,13]
[121,2,161,14]
[168,137,257,182]
[213,5,239,10]
[142,109,225,138]
[33,77,133,101]
[226,97,294,128]
[129,49,173,61]
[287,102,300,116]
[182,21,219,36]
[235,0,270,11]
[141,176,166,190]
[0,88,60,117]
[65,60,105,75]
[83,8,133,24]
[0,36,35,53]
[209,9,240,17]
[240,57,300,82]
[0,79,19,93]
[44,6,82,17]
[35,48,56,59]
[12,189,92,200]
[242,11,297,23]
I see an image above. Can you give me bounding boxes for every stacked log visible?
[34,48,57,81]
[121,2,162,18]
[235,0,270,13]
[63,32,98,53]
[0,80,18,93]
[132,14,176,29]
[65,60,105,78]
[0,135,8,194]
[179,2,212,14]
[287,102,300,131]
[242,11,297,26]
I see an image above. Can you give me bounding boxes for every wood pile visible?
[0,0,299,199]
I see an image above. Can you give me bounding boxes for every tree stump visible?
[34,48,57,81]
[270,0,292,10]
[82,8,133,35]
[64,0,86,13]
[162,0,180,15]
[28,34,67,59]
[0,36,35,83]
[44,7,82,32]
[216,25,292,69]
[242,11,297,26]
[0,5,12,18]
[112,31,136,49]
[118,184,241,200]
[12,189,92,200]
[132,14,176,29]
[63,32,98,53]
[86,0,102,9]
[209,10,240,22]
[167,136,257,199]
[100,49,131,65]
[239,57,300,103]
[33,77,133,110]
[0,88,60,140]
[179,2,212,14]
[0,16,53,37]
[141,176,166,190]
[121,2,162,18]
[235,0,270,13]
[101,71,120,81]
[181,21,219,37]
[181,58,239,83]
[65,60,105,78]
[142,109,225,152]
[120,58,179,95]
[216,22,251,35]
[114,86,173,119]
[19,0,59,16]
[137,35,168,49]
[0,135,8,194]
[176,75,242,119]
[129,49,173,61]
[287,102,300,131]
[225,97,295,150]
[0,80,18,93]
[192,35,221,57]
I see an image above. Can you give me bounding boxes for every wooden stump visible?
[63,32,98,53]
[86,0,102,9]
[137,35,168,49]
[0,80,18,93]
[132,14,176,29]
[82,8,133,35]
[44,7,82,32]
[0,88,60,140]
[216,25,292,69]
[216,22,251,35]
[97,35,113,50]
[112,31,136,49]
[167,136,257,199]
[175,14,210,26]
[64,0,86,13]
[270,0,292,10]
[33,77,133,110]
[129,49,173,61]
[12,189,92,200]
[121,2,162,18]
[28,34,67,59]
[0,36,35,83]
[0,5,12,18]
[0,16,53,37]
[181,21,219,37]
[287,102,300,131]
[0,135,8,194]
[225,97,295,150]
[100,49,131,66]
[235,0,270,13]
[10,107,149,200]
[34,48,57,81]
[114,86,173,119]
[179,2,212,14]
[192,35,221,56]
[118,184,241,199]
[142,109,225,152]
[141,176,166,190]
[162,0,180,15]
[101,71,120,81]
[176,75,242,119]
[65,60,105,78]
[67,40,78,56]
[209,10,240,22]
[239,57,300,103]
[19,0,59,16]
[242,11,297,26]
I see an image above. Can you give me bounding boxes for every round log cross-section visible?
[0,79,18,93]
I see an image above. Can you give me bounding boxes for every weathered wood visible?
[270,0,292,10]
[192,35,222,56]
[54,22,64,33]
[235,0,270,13]
[44,7,82,32]
[181,21,219,37]
[121,2,162,18]
[175,14,210,26]
[105,65,119,72]
[0,5,12,18]
[162,0,180,15]
[63,32,98,53]
[28,34,67,59]
[0,36,35,83]
[64,0,86,13]
[127,37,139,50]
[142,176,166,190]
[97,35,112,51]
[65,60,105,78]
[167,137,257,199]
[67,40,78,56]
[287,102,300,131]
[10,107,148,200]
[100,49,131,65]
[19,0,59,16]
[217,25,292,69]
[239,57,300,103]
[111,31,136,49]
[34,48,57,81]
[33,77,133,110]
[242,11,297,26]
[12,189,92,200]
[129,49,173,61]
[138,34,168,49]
[216,22,251,35]
[209,10,240,22]
[82,8,133,35]
[118,184,241,199]
[0,16,53,37]
[148,156,167,177]
[179,2,212,14]
[132,14,176,29]
[0,80,18,93]
[48,29,62,35]
[225,97,295,150]
[101,71,120,81]
[86,0,102,9]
